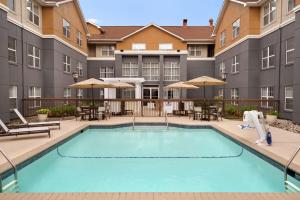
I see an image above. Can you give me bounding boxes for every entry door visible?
[143,87,159,100]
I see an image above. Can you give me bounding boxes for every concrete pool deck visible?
[0,117,300,199]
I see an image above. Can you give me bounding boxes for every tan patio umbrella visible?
[165,81,198,98]
[112,82,135,89]
[185,76,226,99]
[70,78,114,107]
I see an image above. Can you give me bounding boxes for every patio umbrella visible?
[165,81,198,98]
[69,78,114,107]
[185,76,226,100]
[112,82,135,114]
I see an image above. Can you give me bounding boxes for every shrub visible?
[267,109,278,116]
[36,108,50,115]
[225,104,238,116]
[239,105,258,115]
[48,105,76,118]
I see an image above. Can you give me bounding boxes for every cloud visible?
[87,18,99,24]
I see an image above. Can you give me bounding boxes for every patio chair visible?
[76,107,89,121]
[13,109,60,129]
[194,107,203,120]
[0,119,51,138]
[211,107,223,121]
[96,107,107,120]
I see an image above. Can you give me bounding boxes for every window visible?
[9,86,17,110]
[164,62,180,81]
[77,89,84,99]
[26,0,39,26]
[262,45,275,69]
[220,31,226,47]
[63,19,70,38]
[122,88,135,99]
[164,89,180,99]
[159,43,173,50]
[263,0,277,26]
[77,31,82,47]
[288,0,295,12]
[142,62,160,81]
[188,45,202,57]
[100,67,114,78]
[63,55,71,73]
[27,44,40,69]
[218,89,224,98]
[286,38,295,64]
[132,43,146,50]
[8,0,15,11]
[231,55,239,73]
[8,37,17,63]
[232,19,240,39]
[231,88,239,105]
[99,45,115,57]
[64,88,72,98]
[219,62,225,77]
[28,86,41,108]
[122,63,139,77]
[285,87,293,111]
[261,86,274,108]
[77,62,83,76]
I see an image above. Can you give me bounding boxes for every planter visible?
[266,115,277,124]
[37,114,48,122]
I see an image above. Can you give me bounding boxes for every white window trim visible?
[286,38,295,65]
[142,62,160,81]
[28,86,41,108]
[26,0,40,26]
[219,62,225,77]
[100,67,114,78]
[287,0,295,13]
[28,45,40,69]
[232,19,240,39]
[263,0,277,27]
[285,86,293,111]
[64,88,72,98]
[159,43,173,51]
[231,55,239,74]
[164,62,180,81]
[99,45,115,57]
[77,88,84,99]
[132,43,146,51]
[231,88,239,105]
[261,86,274,108]
[122,63,139,77]
[63,55,71,73]
[8,37,17,63]
[220,31,226,47]
[77,62,83,76]
[262,46,275,69]
[9,86,18,110]
[188,44,202,57]
[77,31,82,47]
[63,19,70,38]
[8,0,15,11]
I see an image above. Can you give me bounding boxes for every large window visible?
[122,88,135,99]
[98,45,115,57]
[232,19,240,39]
[64,88,72,98]
[63,55,71,73]
[9,86,17,110]
[77,62,83,76]
[142,62,160,81]
[77,31,82,47]
[26,0,39,26]
[263,0,277,26]
[286,38,295,64]
[218,89,224,98]
[188,45,202,57]
[8,0,15,11]
[77,89,84,99]
[288,0,295,12]
[132,43,146,50]
[122,63,139,77]
[231,88,239,105]
[27,44,40,69]
[261,86,274,108]
[28,86,41,108]
[63,19,70,38]
[285,87,293,111]
[100,67,114,78]
[164,62,180,81]
[220,31,226,47]
[262,45,275,69]
[219,62,225,77]
[164,89,180,99]
[231,55,239,74]
[8,37,17,63]
[159,43,173,50]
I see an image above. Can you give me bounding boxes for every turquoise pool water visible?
[3,126,300,192]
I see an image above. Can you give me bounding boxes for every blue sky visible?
[79,0,223,26]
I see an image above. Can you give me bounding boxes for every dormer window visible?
[132,43,146,50]
[263,0,277,26]
[159,43,173,50]
[26,0,39,26]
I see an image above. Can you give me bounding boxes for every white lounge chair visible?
[14,109,60,129]
[0,119,50,138]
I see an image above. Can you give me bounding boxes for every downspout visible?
[277,0,283,116]
[21,1,25,115]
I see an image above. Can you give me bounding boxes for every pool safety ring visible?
[56,147,244,159]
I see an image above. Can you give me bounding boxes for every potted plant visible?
[266,110,278,124]
[36,108,50,122]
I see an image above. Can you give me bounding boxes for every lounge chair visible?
[0,119,50,138]
[14,109,60,129]
[211,107,223,121]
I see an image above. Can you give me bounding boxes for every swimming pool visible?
[2,125,300,192]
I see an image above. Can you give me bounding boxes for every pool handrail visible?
[284,145,300,192]
[0,148,18,192]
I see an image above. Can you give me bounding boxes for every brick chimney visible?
[183,19,188,27]
[209,18,214,32]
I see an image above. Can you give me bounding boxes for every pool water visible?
[3,126,300,192]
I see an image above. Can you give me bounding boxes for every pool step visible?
[285,181,300,192]
[2,180,18,192]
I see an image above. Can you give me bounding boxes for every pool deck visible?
[0,117,300,199]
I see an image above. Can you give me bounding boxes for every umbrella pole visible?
[92,85,95,119]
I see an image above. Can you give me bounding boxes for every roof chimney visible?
[183,19,188,27]
[209,18,214,32]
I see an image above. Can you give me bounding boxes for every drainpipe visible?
[21,0,25,115]
[277,0,283,116]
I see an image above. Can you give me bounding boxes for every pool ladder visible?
[132,113,135,130]
[165,114,169,129]
[284,145,300,192]
[0,148,18,193]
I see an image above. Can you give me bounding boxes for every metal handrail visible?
[0,148,18,192]
[132,113,135,130]
[284,145,300,192]
[165,113,169,129]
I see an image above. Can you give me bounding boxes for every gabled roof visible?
[88,24,214,42]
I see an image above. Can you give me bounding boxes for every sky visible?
[79,0,223,26]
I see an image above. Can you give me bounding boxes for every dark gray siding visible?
[293,10,300,124]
